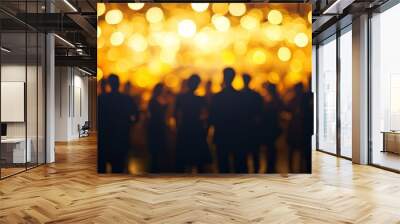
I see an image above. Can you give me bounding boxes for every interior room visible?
[370,2,400,171]
[0,0,400,223]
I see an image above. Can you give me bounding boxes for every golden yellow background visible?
[97,3,311,99]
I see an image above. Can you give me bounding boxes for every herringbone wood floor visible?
[1,136,400,224]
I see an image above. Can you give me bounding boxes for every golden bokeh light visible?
[110,31,125,46]
[233,41,248,55]
[128,34,148,52]
[97,3,106,17]
[248,8,264,21]
[161,32,181,51]
[212,3,229,15]
[191,3,209,12]
[212,15,230,32]
[252,48,267,65]
[146,7,164,23]
[268,72,281,84]
[128,3,145,11]
[268,10,283,25]
[294,32,309,48]
[194,31,210,50]
[308,11,312,24]
[240,15,259,30]
[178,19,197,37]
[278,47,292,62]
[105,9,123,25]
[97,67,103,81]
[264,24,283,41]
[97,26,101,38]
[222,50,236,65]
[98,3,311,96]
[228,3,246,17]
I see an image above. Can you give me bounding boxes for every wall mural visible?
[97,3,313,174]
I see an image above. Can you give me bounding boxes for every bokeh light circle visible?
[97,3,106,17]
[278,47,291,62]
[268,10,283,25]
[128,34,148,52]
[191,3,209,12]
[105,9,123,25]
[110,31,125,46]
[294,32,309,48]
[228,3,246,17]
[128,3,145,11]
[178,19,197,37]
[212,15,230,32]
[146,7,164,23]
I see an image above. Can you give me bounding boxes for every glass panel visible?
[1,31,28,177]
[371,5,400,171]
[317,37,337,154]
[27,31,38,169]
[38,32,45,165]
[339,29,352,158]
[26,0,39,169]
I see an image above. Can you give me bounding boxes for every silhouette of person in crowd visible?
[262,82,283,173]
[239,74,264,173]
[287,82,311,173]
[302,80,313,173]
[205,80,213,106]
[147,83,168,173]
[123,82,140,125]
[97,78,108,173]
[209,67,247,173]
[99,74,135,173]
[175,74,212,173]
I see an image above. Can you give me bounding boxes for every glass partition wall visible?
[370,3,400,171]
[315,26,353,159]
[317,35,337,155]
[0,1,46,179]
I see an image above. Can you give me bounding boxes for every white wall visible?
[55,67,89,141]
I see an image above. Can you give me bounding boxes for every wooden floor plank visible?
[0,135,400,223]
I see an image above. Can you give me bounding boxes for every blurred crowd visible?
[98,67,313,174]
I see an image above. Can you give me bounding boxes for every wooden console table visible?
[382,131,400,154]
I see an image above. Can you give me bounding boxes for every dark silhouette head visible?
[108,74,120,92]
[100,78,107,93]
[187,74,201,92]
[152,83,164,99]
[223,67,235,87]
[242,73,251,88]
[124,82,132,94]
[294,82,304,94]
[265,82,277,95]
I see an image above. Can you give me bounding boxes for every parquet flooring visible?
[1,135,400,223]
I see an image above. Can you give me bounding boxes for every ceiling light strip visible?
[63,0,78,12]
[1,47,11,53]
[54,34,75,48]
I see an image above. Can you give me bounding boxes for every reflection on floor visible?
[373,150,400,171]
[0,135,400,223]
[0,163,42,178]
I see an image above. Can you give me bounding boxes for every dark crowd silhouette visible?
[98,67,313,174]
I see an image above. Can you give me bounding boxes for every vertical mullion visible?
[367,11,373,165]
[336,29,341,157]
[25,0,28,171]
[36,0,39,167]
[316,45,320,151]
